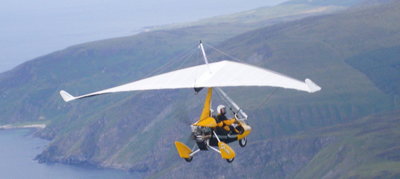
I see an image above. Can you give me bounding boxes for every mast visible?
[199,40,209,64]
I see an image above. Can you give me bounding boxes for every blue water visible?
[0,129,141,179]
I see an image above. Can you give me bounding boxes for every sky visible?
[0,0,288,73]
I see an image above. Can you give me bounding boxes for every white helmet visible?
[217,105,226,115]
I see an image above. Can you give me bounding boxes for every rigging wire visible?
[204,42,281,110]
[142,44,199,79]
[257,88,280,110]
[203,42,245,63]
[123,44,199,103]
[175,47,200,70]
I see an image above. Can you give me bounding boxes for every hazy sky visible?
[0,0,288,73]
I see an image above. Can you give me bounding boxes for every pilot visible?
[216,105,228,123]
[216,105,239,134]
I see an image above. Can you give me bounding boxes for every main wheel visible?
[184,156,193,162]
[226,158,235,163]
[239,137,247,147]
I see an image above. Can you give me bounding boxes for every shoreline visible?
[0,124,46,130]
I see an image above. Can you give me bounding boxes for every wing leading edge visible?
[60,60,321,102]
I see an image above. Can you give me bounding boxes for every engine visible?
[191,125,212,143]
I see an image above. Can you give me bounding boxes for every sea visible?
[0,129,142,179]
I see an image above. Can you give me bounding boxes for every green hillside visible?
[295,110,400,179]
[154,110,400,178]
[0,0,399,178]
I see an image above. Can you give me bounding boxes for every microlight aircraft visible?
[59,42,321,163]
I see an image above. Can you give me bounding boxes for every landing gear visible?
[184,156,193,162]
[226,158,234,163]
[239,137,247,147]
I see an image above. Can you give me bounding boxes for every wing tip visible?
[59,90,76,102]
[305,79,322,93]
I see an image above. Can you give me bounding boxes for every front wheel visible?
[239,137,247,147]
[226,158,235,163]
[184,156,193,162]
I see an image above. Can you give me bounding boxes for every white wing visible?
[60,60,321,102]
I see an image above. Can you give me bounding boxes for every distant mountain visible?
[1,0,399,178]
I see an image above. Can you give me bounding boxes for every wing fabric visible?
[60,60,321,102]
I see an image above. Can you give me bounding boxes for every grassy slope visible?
[295,110,400,179]
[345,45,400,96]
[151,111,400,178]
